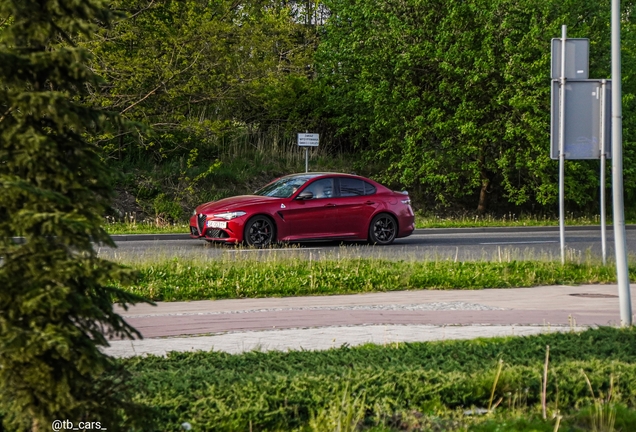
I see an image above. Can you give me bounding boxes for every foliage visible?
[317,0,636,212]
[111,256,624,301]
[79,0,337,217]
[121,327,636,430]
[72,0,636,217]
[83,0,324,163]
[0,0,151,429]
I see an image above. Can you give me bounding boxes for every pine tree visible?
[0,0,151,429]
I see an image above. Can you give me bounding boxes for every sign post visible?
[297,133,319,173]
[550,28,591,263]
[558,25,567,265]
[600,80,608,265]
[550,32,614,266]
[551,79,612,264]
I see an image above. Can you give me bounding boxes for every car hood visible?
[196,195,280,214]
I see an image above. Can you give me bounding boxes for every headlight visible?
[193,209,197,216]
[213,211,247,220]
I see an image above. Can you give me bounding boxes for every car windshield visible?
[254,176,314,198]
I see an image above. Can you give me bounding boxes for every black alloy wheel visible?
[244,216,275,247]
[369,213,397,245]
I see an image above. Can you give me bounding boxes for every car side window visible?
[363,181,376,195]
[303,178,334,199]
[339,178,365,197]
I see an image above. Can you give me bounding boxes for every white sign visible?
[298,133,319,147]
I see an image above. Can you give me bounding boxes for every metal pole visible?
[611,0,633,326]
[305,147,309,173]
[600,80,607,265]
[559,25,567,264]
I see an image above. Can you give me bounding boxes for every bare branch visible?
[127,0,156,20]
[0,107,13,124]
[113,0,156,24]
[119,83,162,115]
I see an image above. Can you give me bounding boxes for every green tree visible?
[83,0,322,163]
[0,0,151,430]
[317,0,636,213]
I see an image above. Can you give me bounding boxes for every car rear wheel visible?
[368,213,397,245]
[244,216,275,247]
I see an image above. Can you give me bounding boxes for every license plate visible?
[207,220,227,229]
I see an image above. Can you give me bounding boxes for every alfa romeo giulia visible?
[189,172,415,246]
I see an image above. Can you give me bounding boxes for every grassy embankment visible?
[123,327,636,431]
[105,138,628,234]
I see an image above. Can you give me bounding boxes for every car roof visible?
[280,172,364,180]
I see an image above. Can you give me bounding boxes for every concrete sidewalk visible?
[104,284,635,358]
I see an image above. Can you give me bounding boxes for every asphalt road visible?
[99,226,636,262]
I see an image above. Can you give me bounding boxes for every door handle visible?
[365,201,375,205]
[325,203,337,207]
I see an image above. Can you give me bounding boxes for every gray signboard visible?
[551,38,589,80]
[297,133,319,147]
[551,79,612,160]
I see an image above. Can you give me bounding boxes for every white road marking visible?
[479,240,559,245]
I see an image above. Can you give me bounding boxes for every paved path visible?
[104,284,635,358]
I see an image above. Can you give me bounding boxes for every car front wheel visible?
[368,213,397,245]
[244,216,275,247]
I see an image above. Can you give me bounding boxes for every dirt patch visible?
[110,189,145,220]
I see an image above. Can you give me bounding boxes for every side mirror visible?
[296,191,313,200]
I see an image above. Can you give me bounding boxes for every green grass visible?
[121,327,636,431]
[104,218,190,235]
[413,211,610,229]
[112,253,628,302]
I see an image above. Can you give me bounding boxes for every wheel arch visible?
[244,213,278,243]
[368,210,400,235]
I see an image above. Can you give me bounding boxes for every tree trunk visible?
[477,152,489,214]
[477,178,489,214]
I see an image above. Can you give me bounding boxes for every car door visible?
[334,177,379,238]
[277,178,339,240]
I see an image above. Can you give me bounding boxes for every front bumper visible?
[189,213,243,243]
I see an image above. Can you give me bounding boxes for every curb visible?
[109,233,191,242]
[9,233,192,244]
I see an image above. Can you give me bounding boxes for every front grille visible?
[190,226,199,236]
[205,229,230,239]
[197,214,206,235]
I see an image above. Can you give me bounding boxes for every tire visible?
[368,213,397,245]
[244,215,276,247]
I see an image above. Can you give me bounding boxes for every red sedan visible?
[189,173,415,246]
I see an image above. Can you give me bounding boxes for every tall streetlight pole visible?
[611,0,633,326]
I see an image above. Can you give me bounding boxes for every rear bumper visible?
[396,205,415,238]
[397,220,415,238]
